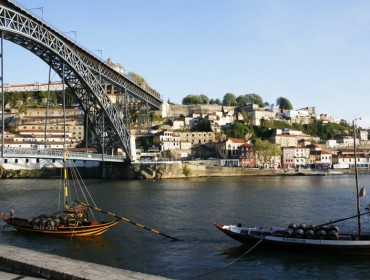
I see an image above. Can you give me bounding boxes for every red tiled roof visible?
[228,138,246,143]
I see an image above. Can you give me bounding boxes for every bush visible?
[183,165,191,176]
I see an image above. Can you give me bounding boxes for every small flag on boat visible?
[359,187,366,197]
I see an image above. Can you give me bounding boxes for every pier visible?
[0,244,169,280]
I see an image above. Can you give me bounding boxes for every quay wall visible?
[0,162,350,179]
[0,244,170,280]
[161,163,285,178]
[130,162,287,179]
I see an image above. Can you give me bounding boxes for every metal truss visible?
[0,0,162,162]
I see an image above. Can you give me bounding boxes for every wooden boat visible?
[0,150,119,237]
[214,120,370,255]
[213,221,370,255]
[0,75,121,237]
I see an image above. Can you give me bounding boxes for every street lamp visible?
[92,49,103,60]
[64,31,77,43]
[27,7,44,21]
[353,117,361,238]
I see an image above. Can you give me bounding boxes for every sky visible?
[5,0,370,128]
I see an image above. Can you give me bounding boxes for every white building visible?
[282,146,310,168]
[153,131,180,151]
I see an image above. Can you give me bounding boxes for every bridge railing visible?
[1,147,124,162]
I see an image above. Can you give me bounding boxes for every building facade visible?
[238,143,256,167]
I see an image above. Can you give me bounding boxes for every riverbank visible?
[0,161,349,179]
[132,162,346,179]
[0,244,170,280]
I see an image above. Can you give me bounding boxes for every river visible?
[1,175,370,279]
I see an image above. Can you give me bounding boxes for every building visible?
[238,143,256,167]
[310,150,333,169]
[271,134,299,148]
[153,130,180,151]
[216,138,246,159]
[332,149,370,169]
[18,108,85,143]
[282,146,310,169]
[178,131,215,146]
[4,81,64,92]
[271,131,320,148]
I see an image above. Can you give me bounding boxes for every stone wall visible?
[162,104,235,118]
[128,162,285,179]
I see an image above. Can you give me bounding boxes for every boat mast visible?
[1,31,4,159]
[62,64,68,210]
[353,120,361,238]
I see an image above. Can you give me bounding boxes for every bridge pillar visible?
[130,135,137,162]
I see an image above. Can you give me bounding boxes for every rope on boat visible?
[189,237,264,279]
[75,200,181,241]
[314,211,370,229]
[223,237,264,268]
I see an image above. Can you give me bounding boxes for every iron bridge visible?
[0,0,163,162]
[3,147,124,162]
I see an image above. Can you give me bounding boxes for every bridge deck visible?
[1,147,124,162]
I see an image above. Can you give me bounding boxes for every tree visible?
[162,150,173,160]
[182,94,209,105]
[182,94,196,105]
[222,121,252,139]
[235,93,264,107]
[140,136,154,152]
[222,93,237,106]
[191,118,212,132]
[254,138,281,168]
[128,72,146,86]
[276,97,293,110]
[246,93,264,107]
[34,91,47,102]
[199,94,209,104]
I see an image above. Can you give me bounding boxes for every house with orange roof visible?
[216,137,246,159]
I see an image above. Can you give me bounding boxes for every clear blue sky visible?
[6,0,370,128]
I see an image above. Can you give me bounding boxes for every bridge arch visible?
[0,0,162,162]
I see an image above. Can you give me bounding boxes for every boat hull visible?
[214,223,370,255]
[2,215,119,237]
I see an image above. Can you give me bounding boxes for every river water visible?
[1,175,370,279]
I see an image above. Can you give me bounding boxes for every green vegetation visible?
[222,121,252,139]
[253,138,282,167]
[209,98,221,105]
[222,93,237,106]
[162,150,173,160]
[0,88,78,109]
[236,93,264,107]
[128,72,147,86]
[140,136,154,152]
[191,119,212,132]
[294,121,351,140]
[183,165,191,176]
[276,97,293,110]
[182,94,209,105]
[217,116,352,142]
